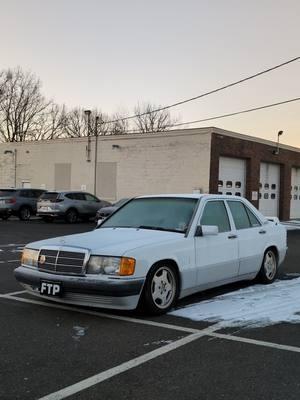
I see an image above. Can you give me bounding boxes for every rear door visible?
[226,200,266,276]
[84,193,101,216]
[195,200,239,286]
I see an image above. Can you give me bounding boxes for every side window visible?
[85,193,99,202]
[75,193,85,201]
[20,190,31,198]
[200,201,231,233]
[245,207,261,227]
[65,193,74,200]
[228,201,251,230]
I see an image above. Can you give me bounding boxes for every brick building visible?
[0,127,299,220]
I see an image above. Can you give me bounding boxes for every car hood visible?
[97,206,117,214]
[27,228,183,256]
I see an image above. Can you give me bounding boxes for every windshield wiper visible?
[137,225,184,233]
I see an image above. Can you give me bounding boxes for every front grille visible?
[38,249,86,275]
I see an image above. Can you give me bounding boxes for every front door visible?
[195,200,239,286]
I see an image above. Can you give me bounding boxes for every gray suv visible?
[0,188,46,221]
[37,191,111,223]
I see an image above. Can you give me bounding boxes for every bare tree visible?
[133,102,177,133]
[28,103,67,140]
[105,112,129,135]
[0,67,50,142]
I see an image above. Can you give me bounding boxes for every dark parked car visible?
[0,188,46,221]
[37,191,111,223]
[95,198,130,222]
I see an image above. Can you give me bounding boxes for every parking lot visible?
[1,219,300,400]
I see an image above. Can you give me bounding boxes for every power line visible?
[114,97,300,134]
[106,56,300,124]
[171,97,300,127]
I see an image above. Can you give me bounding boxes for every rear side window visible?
[72,193,85,201]
[200,201,231,233]
[19,190,33,198]
[228,201,251,230]
[0,189,16,196]
[85,193,99,202]
[246,207,261,227]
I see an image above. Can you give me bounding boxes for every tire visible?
[142,263,179,315]
[257,248,278,284]
[19,206,32,221]
[65,208,78,224]
[1,215,10,220]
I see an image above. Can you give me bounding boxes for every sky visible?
[0,0,299,145]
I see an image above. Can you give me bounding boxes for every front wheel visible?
[142,264,179,315]
[19,206,32,221]
[65,209,78,224]
[257,249,278,284]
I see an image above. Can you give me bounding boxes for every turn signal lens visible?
[119,257,136,276]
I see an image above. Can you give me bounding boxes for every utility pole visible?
[94,116,99,196]
[84,109,92,162]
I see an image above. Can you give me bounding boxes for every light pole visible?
[273,130,283,155]
[94,116,99,196]
[84,109,92,162]
[4,149,17,187]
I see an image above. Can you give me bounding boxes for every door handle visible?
[259,230,266,234]
[228,234,237,239]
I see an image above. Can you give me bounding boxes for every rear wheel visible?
[19,206,32,221]
[257,249,278,284]
[65,208,78,224]
[142,263,179,315]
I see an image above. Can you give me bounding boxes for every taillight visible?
[5,198,16,204]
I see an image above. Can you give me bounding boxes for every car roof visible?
[136,193,246,201]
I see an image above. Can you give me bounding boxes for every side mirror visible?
[96,219,103,227]
[195,225,219,237]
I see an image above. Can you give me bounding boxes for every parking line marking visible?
[0,244,25,248]
[1,290,27,296]
[38,329,215,400]
[210,332,300,353]
[3,293,300,355]
[0,294,200,333]
[0,259,20,264]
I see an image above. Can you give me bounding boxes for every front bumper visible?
[37,210,65,218]
[14,266,145,310]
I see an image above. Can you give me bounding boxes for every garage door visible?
[290,167,300,219]
[259,163,280,217]
[218,157,246,197]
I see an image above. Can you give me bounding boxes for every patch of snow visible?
[170,277,300,328]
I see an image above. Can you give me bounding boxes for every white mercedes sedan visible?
[15,194,287,314]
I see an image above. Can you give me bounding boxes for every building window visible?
[294,195,298,200]
[264,193,269,199]
[235,181,241,188]
[226,192,232,195]
[218,180,223,187]
[235,192,241,196]
[226,181,232,188]
[259,183,262,188]
[264,183,269,189]
[271,184,276,190]
[271,194,276,199]
[294,186,298,191]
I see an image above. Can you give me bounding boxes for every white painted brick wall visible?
[0,129,212,200]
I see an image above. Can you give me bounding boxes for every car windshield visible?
[100,197,198,233]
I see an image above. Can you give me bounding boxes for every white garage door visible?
[218,157,246,197]
[259,163,280,217]
[290,167,300,219]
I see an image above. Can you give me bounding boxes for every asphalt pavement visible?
[1,219,300,400]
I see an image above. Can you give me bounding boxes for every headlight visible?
[21,248,39,267]
[86,256,135,276]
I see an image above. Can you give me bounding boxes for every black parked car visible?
[0,188,46,221]
[95,198,130,222]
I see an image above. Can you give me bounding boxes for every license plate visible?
[40,280,62,296]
